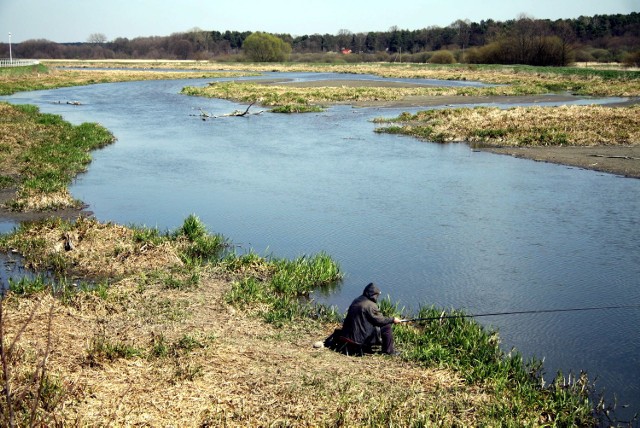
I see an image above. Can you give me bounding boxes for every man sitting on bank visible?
[340,282,401,355]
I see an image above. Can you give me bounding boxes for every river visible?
[2,73,639,420]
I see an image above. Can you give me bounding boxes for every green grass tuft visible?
[270,104,325,113]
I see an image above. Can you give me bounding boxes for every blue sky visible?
[1,0,637,43]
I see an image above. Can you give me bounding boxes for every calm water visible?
[2,74,639,419]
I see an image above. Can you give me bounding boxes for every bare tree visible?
[554,21,577,65]
[87,33,108,44]
[452,19,471,54]
[337,29,353,50]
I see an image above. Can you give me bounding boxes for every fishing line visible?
[400,303,640,322]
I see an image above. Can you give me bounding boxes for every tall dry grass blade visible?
[29,304,55,427]
[0,298,16,428]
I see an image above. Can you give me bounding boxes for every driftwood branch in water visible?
[234,101,255,117]
[197,101,264,120]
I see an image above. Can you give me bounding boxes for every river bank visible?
[0,215,600,426]
[482,145,640,179]
[364,92,640,179]
[279,80,640,179]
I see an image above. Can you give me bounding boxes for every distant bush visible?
[429,50,455,64]
[589,48,613,63]
[623,51,640,68]
[374,51,391,62]
[406,52,431,63]
[573,49,595,63]
[462,47,482,64]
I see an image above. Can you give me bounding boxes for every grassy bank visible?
[0,215,603,426]
[373,104,640,146]
[0,102,115,211]
[0,63,257,96]
[176,61,640,117]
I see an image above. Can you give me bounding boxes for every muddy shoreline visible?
[0,188,92,223]
[479,145,640,178]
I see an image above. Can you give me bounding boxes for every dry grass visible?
[2,269,489,426]
[183,81,428,105]
[3,217,182,277]
[0,216,497,426]
[0,66,257,95]
[376,105,640,147]
[10,189,77,212]
[56,60,640,97]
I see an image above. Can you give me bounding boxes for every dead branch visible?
[196,102,264,120]
[232,101,255,117]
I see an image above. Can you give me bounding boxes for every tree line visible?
[2,12,638,66]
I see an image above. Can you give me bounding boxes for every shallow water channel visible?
[2,72,640,419]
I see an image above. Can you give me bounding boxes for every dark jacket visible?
[341,283,395,345]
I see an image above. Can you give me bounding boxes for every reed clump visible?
[374,105,640,146]
[223,251,343,326]
[389,305,596,425]
[270,104,325,113]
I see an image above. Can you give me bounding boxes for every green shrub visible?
[86,335,143,364]
[224,251,342,325]
[242,32,292,62]
[175,215,228,263]
[131,225,166,246]
[8,276,49,295]
[177,214,208,241]
[271,104,324,113]
[623,51,640,68]
[429,50,456,64]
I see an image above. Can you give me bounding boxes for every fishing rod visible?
[400,303,640,323]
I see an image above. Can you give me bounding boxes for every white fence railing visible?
[0,59,40,67]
